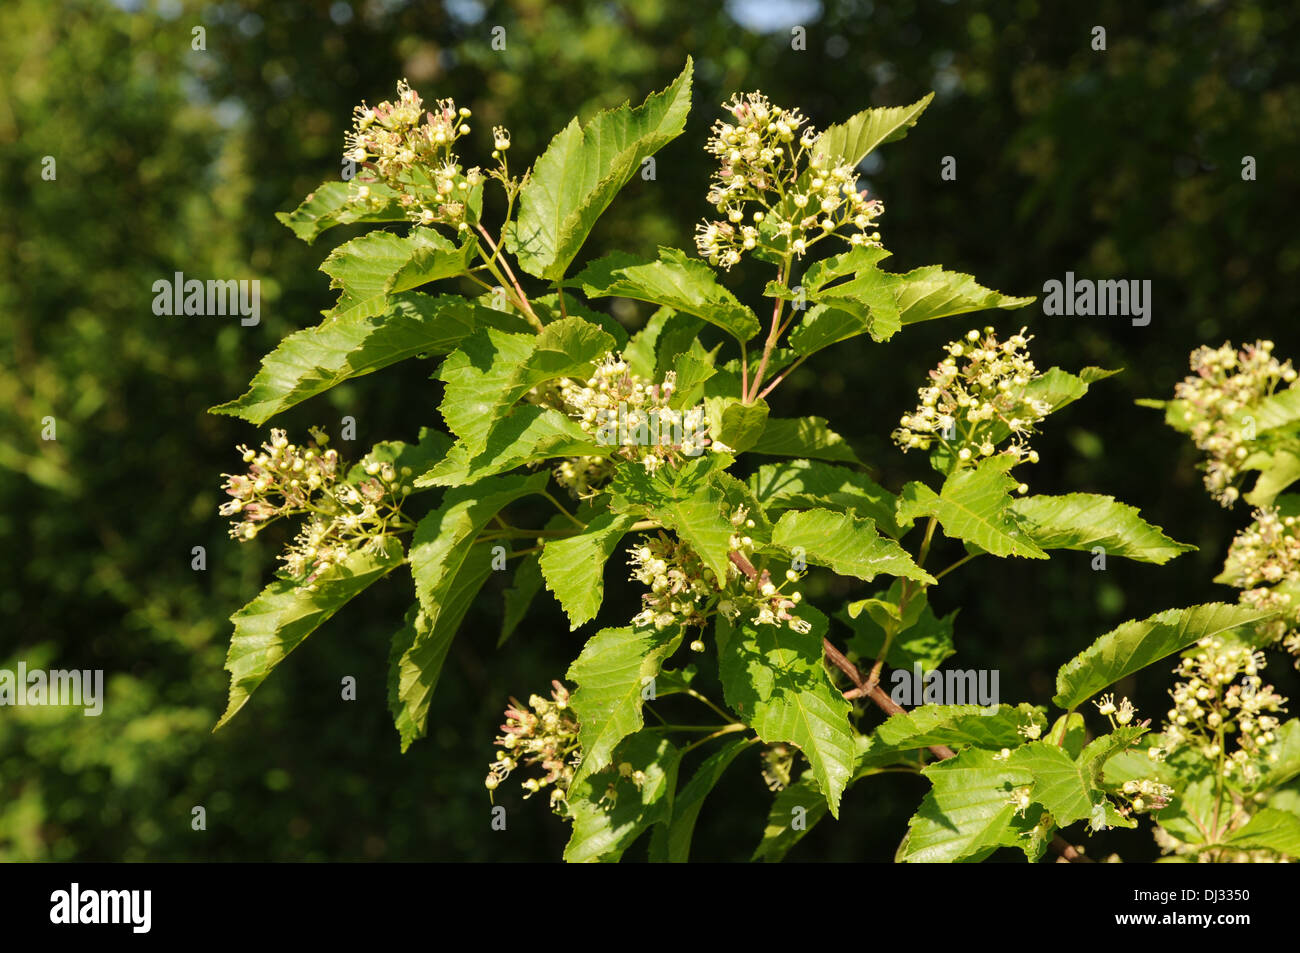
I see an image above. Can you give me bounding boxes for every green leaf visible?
[502,316,615,406]
[750,459,901,537]
[435,321,613,454]
[211,293,500,425]
[796,253,904,348]
[1242,448,1300,507]
[566,625,683,790]
[706,396,769,453]
[539,513,639,630]
[870,703,1046,753]
[621,307,673,379]
[813,93,935,168]
[1009,493,1195,565]
[750,416,860,464]
[1224,808,1300,856]
[1047,713,1089,758]
[1014,366,1120,433]
[894,265,1035,327]
[345,428,452,492]
[790,299,900,354]
[897,455,1047,559]
[564,733,680,863]
[484,317,614,435]
[898,746,1039,863]
[752,775,830,862]
[500,551,543,646]
[388,542,495,751]
[276,180,405,244]
[216,537,404,729]
[576,248,762,341]
[716,610,856,818]
[669,341,718,409]
[839,589,956,674]
[801,245,894,294]
[1009,729,1144,829]
[1053,603,1277,710]
[408,473,548,609]
[532,293,630,348]
[772,508,933,584]
[435,327,537,450]
[416,406,602,487]
[1229,386,1300,434]
[515,59,693,281]
[320,228,474,320]
[650,737,751,862]
[609,456,736,581]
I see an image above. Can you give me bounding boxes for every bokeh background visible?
[3,0,1300,862]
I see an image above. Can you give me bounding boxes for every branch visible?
[825,636,1097,864]
[822,636,956,761]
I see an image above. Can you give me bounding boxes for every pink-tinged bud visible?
[243,502,276,521]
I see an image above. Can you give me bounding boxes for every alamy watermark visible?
[0,663,103,716]
[890,663,1000,711]
[594,402,709,456]
[151,272,260,326]
[50,883,150,933]
[1041,272,1151,327]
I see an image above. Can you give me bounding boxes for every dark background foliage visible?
[3,0,1299,861]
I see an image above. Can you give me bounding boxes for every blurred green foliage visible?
[2,0,1298,861]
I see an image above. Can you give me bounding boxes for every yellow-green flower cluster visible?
[627,506,810,641]
[1094,692,1138,727]
[1220,506,1300,662]
[485,681,581,815]
[695,91,884,268]
[760,744,797,792]
[892,326,1049,475]
[1117,777,1175,815]
[1160,638,1288,784]
[628,531,717,632]
[220,428,412,588]
[1173,340,1298,507]
[534,352,719,497]
[344,79,484,228]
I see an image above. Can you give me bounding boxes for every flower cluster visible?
[892,326,1050,475]
[1225,506,1300,589]
[761,744,798,792]
[1116,778,1175,815]
[695,91,884,268]
[1221,506,1300,662]
[484,681,581,815]
[629,532,717,632]
[1094,692,1138,727]
[626,506,809,641]
[719,508,811,635]
[220,428,412,588]
[1173,340,1298,507]
[344,80,485,228]
[1160,638,1288,784]
[534,352,719,497]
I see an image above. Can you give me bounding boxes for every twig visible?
[822,637,956,760]
[474,222,542,330]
